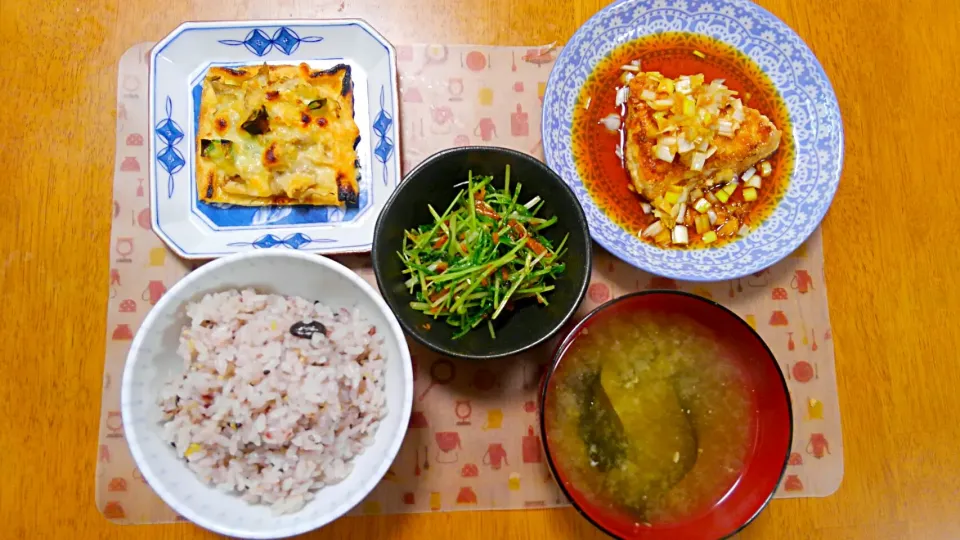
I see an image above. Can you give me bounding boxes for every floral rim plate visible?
[149,20,400,259]
[542,0,843,281]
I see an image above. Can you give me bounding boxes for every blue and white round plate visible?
[542,0,843,281]
[149,20,399,259]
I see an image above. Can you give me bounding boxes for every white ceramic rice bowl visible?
[120,251,413,538]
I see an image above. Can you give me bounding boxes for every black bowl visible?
[372,146,591,360]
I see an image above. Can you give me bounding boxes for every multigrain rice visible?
[158,289,386,514]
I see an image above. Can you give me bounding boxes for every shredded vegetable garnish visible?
[398,166,568,339]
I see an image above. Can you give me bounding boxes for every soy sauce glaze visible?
[573,32,794,249]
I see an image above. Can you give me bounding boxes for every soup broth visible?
[545,311,755,524]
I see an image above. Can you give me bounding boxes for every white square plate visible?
[148,20,400,259]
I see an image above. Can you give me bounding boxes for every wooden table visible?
[3,0,959,538]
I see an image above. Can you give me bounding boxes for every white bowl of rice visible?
[121,251,413,539]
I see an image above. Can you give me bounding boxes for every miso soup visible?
[544,311,754,525]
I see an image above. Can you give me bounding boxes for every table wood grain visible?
[2,0,959,538]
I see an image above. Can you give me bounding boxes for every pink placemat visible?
[96,42,843,523]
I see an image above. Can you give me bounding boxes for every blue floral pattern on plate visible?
[227,233,336,249]
[372,86,395,185]
[154,97,185,198]
[542,0,843,281]
[218,27,324,56]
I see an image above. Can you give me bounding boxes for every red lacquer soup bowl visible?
[539,291,792,540]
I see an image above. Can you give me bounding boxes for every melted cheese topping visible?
[196,63,360,206]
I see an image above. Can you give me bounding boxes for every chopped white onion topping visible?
[635,73,748,174]
[640,202,652,214]
[731,98,745,122]
[689,151,708,172]
[584,96,591,110]
[621,64,641,72]
[672,225,689,245]
[600,113,621,133]
[631,59,641,67]
[745,175,762,189]
[670,202,681,219]
[642,220,664,238]
[707,209,718,225]
[676,203,687,223]
[615,86,630,107]
[652,98,675,110]
[738,224,751,237]
[654,144,676,163]
[624,72,635,83]
[717,120,735,137]
[741,167,757,181]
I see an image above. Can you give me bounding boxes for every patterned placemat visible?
[96,42,843,523]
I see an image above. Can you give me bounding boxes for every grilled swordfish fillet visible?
[623,72,781,202]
